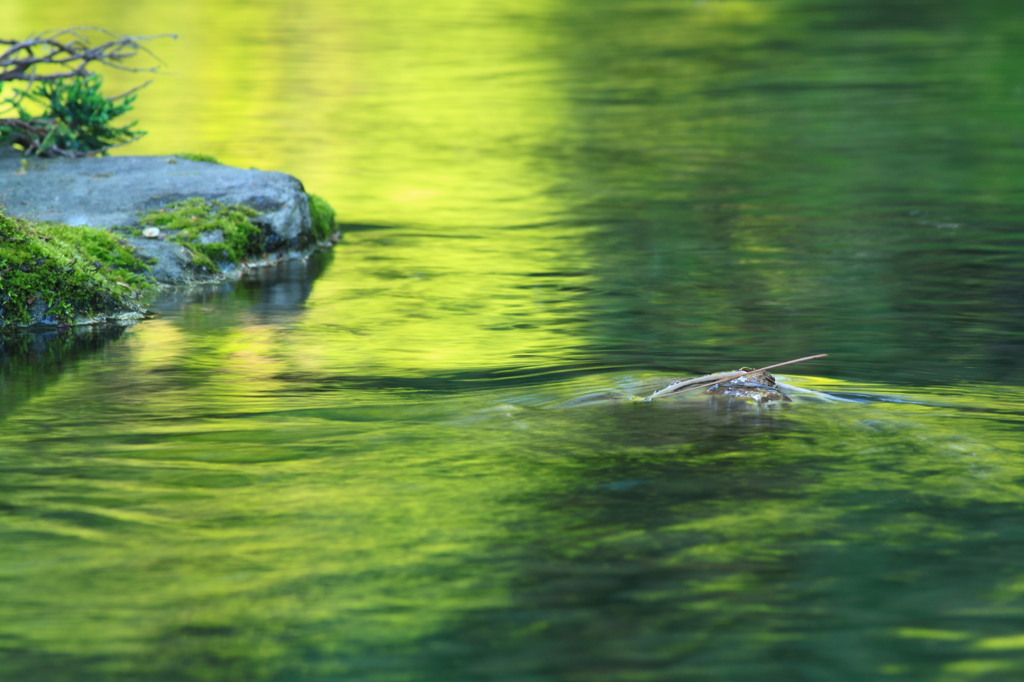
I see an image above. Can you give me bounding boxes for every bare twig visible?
[645,354,829,401]
[0,28,168,154]
[105,79,153,102]
[0,27,175,85]
[0,118,51,155]
[0,116,143,157]
[0,28,173,117]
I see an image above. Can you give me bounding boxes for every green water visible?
[4,0,1024,679]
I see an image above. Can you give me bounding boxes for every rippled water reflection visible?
[5,0,1024,680]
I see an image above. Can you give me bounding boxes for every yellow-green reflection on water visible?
[6,0,1024,680]
[3,0,577,228]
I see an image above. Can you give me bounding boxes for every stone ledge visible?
[0,150,315,252]
[0,149,336,327]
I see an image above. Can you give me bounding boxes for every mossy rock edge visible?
[308,194,337,243]
[0,211,151,329]
[0,152,327,254]
[0,192,339,330]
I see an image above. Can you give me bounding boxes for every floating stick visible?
[645,354,828,401]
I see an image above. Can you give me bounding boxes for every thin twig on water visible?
[644,353,829,401]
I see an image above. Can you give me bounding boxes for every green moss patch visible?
[0,211,151,327]
[139,198,263,272]
[308,194,337,242]
[174,153,220,164]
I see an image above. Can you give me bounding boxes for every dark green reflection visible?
[545,0,1024,385]
[0,326,130,418]
[413,387,1024,680]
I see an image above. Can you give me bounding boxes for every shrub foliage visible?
[0,75,143,157]
[0,28,168,157]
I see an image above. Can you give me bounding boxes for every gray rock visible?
[199,228,224,245]
[0,148,336,326]
[128,238,199,285]
[0,149,314,252]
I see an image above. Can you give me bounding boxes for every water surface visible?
[4,0,1024,680]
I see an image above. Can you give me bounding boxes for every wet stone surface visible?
[0,149,320,285]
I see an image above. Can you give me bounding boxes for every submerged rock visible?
[652,368,791,404]
[555,365,838,410]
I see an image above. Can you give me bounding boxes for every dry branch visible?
[0,28,171,155]
[644,354,829,401]
[0,27,175,86]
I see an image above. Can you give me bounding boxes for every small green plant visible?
[139,198,263,271]
[174,152,220,164]
[0,74,143,157]
[308,194,336,242]
[1,27,170,157]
